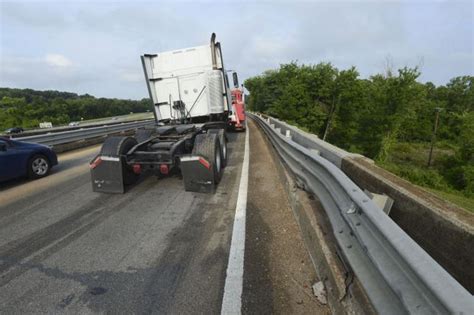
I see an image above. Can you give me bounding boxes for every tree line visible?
[0,88,151,130]
[244,63,473,196]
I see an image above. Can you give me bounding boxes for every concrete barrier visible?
[256,113,474,294]
[341,156,474,293]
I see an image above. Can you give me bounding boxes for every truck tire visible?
[192,133,222,184]
[27,154,51,179]
[101,136,139,185]
[208,129,227,168]
[135,129,154,143]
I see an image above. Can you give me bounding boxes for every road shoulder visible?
[242,119,330,314]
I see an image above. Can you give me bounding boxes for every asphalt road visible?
[0,132,245,314]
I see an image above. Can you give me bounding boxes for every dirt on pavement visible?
[242,119,330,314]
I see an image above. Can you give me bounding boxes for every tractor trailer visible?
[90,33,241,194]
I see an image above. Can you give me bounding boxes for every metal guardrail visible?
[1,118,155,139]
[249,113,474,314]
[13,120,155,146]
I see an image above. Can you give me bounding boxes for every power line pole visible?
[322,95,339,141]
[427,107,442,167]
[322,103,335,141]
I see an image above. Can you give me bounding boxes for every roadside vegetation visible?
[0,88,151,130]
[244,63,473,211]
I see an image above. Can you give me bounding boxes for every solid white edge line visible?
[221,124,250,315]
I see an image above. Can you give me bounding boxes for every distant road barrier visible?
[13,120,155,147]
[1,117,154,139]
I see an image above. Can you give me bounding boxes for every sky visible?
[0,0,473,100]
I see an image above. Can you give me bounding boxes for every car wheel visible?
[28,154,51,179]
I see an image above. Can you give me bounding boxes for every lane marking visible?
[221,125,250,314]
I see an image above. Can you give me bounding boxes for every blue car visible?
[0,137,58,182]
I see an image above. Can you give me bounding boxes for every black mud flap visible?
[180,155,215,193]
[90,156,125,193]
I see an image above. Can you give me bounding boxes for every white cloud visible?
[1,1,472,99]
[119,72,143,83]
[45,54,72,67]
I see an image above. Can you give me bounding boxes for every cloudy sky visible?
[0,0,473,100]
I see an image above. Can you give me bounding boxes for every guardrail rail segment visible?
[14,120,155,147]
[1,118,155,139]
[249,113,474,314]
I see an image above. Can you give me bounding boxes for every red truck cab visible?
[229,75,246,131]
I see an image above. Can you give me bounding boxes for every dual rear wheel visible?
[100,128,228,189]
[192,129,227,184]
[100,136,139,186]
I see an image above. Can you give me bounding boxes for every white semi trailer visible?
[90,34,237,193]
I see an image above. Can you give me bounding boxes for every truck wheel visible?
[208,129,227,168]
[135,129,154,143]
[28,154,51,179]
[193,133,223,184]
[101,136,139,185]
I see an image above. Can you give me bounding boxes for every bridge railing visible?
[249,112,474,314]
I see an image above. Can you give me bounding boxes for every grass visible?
[377,142,473,214]
[387,141,456,168]
[425,188,474,213]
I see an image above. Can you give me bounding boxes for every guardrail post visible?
[285,130,291,138]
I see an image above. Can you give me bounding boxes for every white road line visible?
[221,125,250,315]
